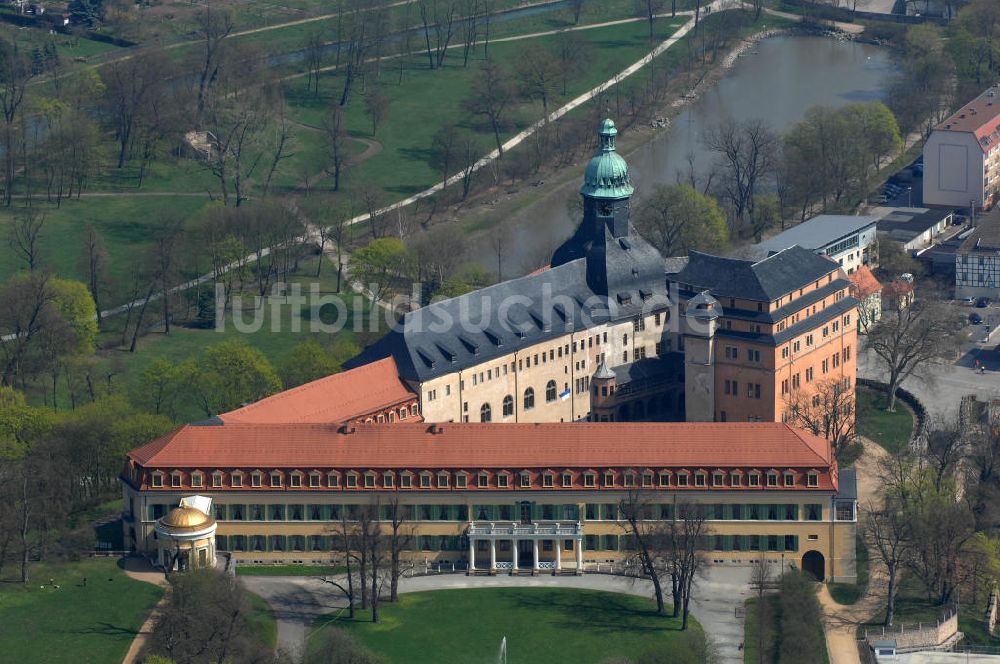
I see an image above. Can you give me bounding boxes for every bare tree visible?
[636,0,666,41]
[785,377,857,451]
[750,551,772,664]
[323,103,349,192]
[672,502,708,630]
[866,295,958,411]
[619,488,670,614]
[78,224,108,324]
[0,37,34,206]
[866,500,907,626]
[516,45,560,114]
[462,58,517,159]
[418,0,459,69]
[704,118,779,232]
[304,29,326,97]
[568,0,586,24]
[7,208,44,272]
[364,87,389,136]
[385,493,413,602]
[193,6,235,119]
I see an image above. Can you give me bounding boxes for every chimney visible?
[428,423,444,435]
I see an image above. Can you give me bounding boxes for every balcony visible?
[466,521,583,539]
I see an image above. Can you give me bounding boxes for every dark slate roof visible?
[717,295,857,347]
[612,355,683,386]
[838,468,857,500]
[673,246,840,302]
[346,252,669,383]
[876,208,953,239]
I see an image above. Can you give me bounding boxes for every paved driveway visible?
[241,567,753,663]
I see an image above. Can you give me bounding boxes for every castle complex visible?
[123,120,860,583]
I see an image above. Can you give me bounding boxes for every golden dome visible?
[159,506,215,531]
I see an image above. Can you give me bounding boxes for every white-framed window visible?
[270,472,283,487]
[521,472,532,488]
[308,472,321,488]
[170,472,182,488]
[151,473,164,488]
[327,473,340,488]
[212,472,224,488]
[807,473,818,487]
[562,473,573,488]
[497,473,510,488]
[191,472,203,488]
[231,472,243,488]
[251,472,263,488]
[438,473,450,488]
[290,473,302,488]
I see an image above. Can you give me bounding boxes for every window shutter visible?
[216,535,228,550]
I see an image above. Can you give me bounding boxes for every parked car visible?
[970,313,984,325]
[959,297,976,306]
[977,297,992,308]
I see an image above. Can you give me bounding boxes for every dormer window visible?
[290,473,302,488]
[400,473,412,489]
[562,473,573,488]
[231,472,243,488]
[766,472,778,487]
[543,473,554,488]
[603,472,615,487]
[712,472,724,487]
[497,473,510,488]
[748,472,760,487]
[212,472,224,488]
[270,472,283,487]
[730,472,741,486]
[191,472,203,488]
[520,472,531,488]
[170,472,182,488]
[308,472,321,488]
[677,472,689,487]
[584,473,596,488]
[624,472,636,487]
[784,472,795,488]
[456,473,467,489]
[478,473,489,488]
[694,472,706,487]
[420,473,432,488]
[151,473,163,488]
[438,473,450,488]
[658,472,670,487]
[364,473,376,488]
[251,472,263,487]
[807,472,819,488]
[384,472,395,488]
[346,473,358,488]
[327,473,340,488]
[641,472,653,487]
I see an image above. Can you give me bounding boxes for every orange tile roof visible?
[219,357,415,424]
[130,421,833,472]
[936,87,1000,152]
[849,265,882,299]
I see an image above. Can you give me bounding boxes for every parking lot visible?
[877,158,923,207]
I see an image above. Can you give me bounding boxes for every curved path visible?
[818,437,891,664]
[240,566,752,663]
[120,557,169,664]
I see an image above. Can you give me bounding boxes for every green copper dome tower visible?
[580,118,633,240]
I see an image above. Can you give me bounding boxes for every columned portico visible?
[467,521,584,575]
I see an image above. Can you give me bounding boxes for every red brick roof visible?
[130,422,833,473]
[935,87,1000,152]
[219,357,416,424]
[849,265,882,299]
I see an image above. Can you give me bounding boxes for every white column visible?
[575,537,583,571]
[556,538,562,571]
[533,539,540,573]
[469,537,476,572]
[490,539,496,571]
[512,538,519,572]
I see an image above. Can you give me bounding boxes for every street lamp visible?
[907,186,912,207]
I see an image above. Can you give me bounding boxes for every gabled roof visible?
[220,357,415,424]
[849,265,882,299]
[129,422,835,477]
[934,85,1000,152]
[674,246,839,302]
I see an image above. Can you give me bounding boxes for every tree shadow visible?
[506,588,681,634]
[77,622,139,637]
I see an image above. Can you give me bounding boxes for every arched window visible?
[502,395,514,417]
[524,387,535,410]
[545,380,557,402]
[480,403,492,422]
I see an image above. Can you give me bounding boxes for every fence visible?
[863,609,959,651]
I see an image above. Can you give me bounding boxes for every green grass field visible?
[246,592,279,649]
[856,387,915,454]
[0,558,163,664]
[827,533,868,605]
[310,588,704,664]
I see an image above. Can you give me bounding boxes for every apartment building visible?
[923,84,1000,210]
[956,207,1000,299]
[746,214,879,274]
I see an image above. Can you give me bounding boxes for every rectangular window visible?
[171,475,181,488]
[749,474,760,487]
[584,474,596,488]
[784,474,795,487]
[151,475,163,487]
[658,473,670,487]
[677,474,689,487]
[308,474,320,488]
[498,475,509,488]
[346,475,357,488]
[420,475,431,488]
[807,504,821,521]
[478,474,488,488]
[456,475,467,488]
[383,474,394,488]
[252,474,262,488]
[364,474,375,488]
[766,474,777,487]
[603,472,614,487]
[807,474,818,487]
[562,474,572,488]
[401,474,412,488]
[270,473,282,487]
[191,474,203,488]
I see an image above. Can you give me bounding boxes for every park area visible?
[309,587,706,664]
[0,558,163,663]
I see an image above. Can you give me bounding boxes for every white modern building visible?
[742,214,878,274]
[923,85,1000,211]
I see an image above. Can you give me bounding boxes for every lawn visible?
[856,387,914,454]
[0,558,163,664]
[246,592,278,650]
[0,195,212,287]
[309,588,704,664]
[237,564,346,577]
[827,533,869,605]
[284,16,688,201]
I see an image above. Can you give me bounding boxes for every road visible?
[858,334,1000,421]
[240,566,753,663]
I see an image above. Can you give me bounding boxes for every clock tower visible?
[580,118,634,240]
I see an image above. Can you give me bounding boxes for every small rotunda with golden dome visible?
[154,495,217,571]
